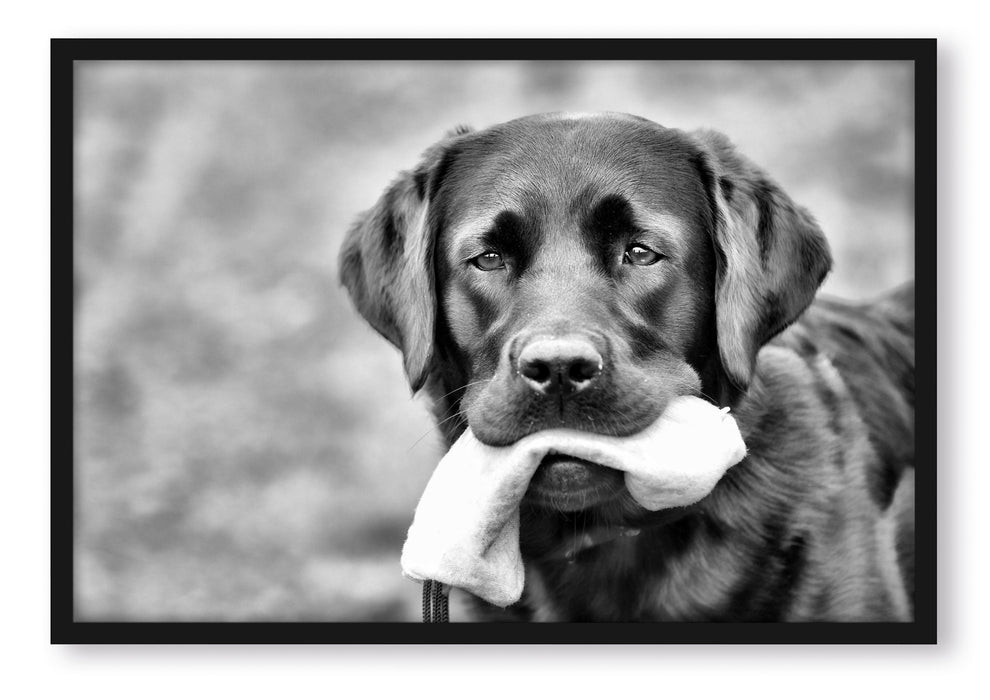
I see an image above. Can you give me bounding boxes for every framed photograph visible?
[55,38,935,643]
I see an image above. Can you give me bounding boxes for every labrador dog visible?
[340,113,914,621]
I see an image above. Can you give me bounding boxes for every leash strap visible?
[422,580,449,622]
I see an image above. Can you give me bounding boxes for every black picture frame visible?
[54,37,936,644]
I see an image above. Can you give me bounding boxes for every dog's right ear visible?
[339,127,471,393]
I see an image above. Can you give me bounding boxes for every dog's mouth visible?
[523,454,626,512]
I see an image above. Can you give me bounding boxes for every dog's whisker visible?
[406,408,469,452]
[429,391,476,426]
[695,389,721,405]
[431,378,491,404]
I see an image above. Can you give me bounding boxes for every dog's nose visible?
[517,337,603,396]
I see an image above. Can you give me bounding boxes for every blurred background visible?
[74,60,913,622]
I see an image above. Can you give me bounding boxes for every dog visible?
[340,112,914,621]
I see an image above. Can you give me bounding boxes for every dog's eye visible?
[472,251,505,271]
[624,244,663,266]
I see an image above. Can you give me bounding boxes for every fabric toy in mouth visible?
[399,395,747,608]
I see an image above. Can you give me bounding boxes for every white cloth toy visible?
[400,395,747,608]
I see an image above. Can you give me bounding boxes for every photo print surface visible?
[73,58,916,626]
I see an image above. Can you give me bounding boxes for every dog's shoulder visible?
[700,283,916,620]
[769,283,915,511]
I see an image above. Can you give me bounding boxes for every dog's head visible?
[341,113,830,515]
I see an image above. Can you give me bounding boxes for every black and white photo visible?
[57,40,933,642]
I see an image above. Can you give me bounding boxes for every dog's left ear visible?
[339,127,471,393]
[692,129,833,390]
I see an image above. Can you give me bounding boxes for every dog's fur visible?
[340,113,914,621]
